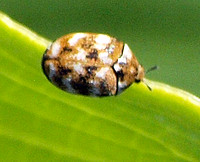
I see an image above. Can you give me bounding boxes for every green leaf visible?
[0,12,200,161]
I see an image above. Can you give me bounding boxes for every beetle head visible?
[135,65,145,83]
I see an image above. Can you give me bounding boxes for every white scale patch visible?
[92,80,98,85]
[99,52,113,64]
[74,48,86,61]
[73,63,85,74]
[123,44,132,60]
[117,44,132,64]
[96,67,109,79]
[49,63,56,80]
[89,80,94,84]
[95,34,111,44]
[118,57,127,64]
[50,42,61,58]
[62,78,76,93]
[113,63,121,72]
[68,33,87,46]
[93,43,107,50]
[130,66,135,74]
[107,44,115,54]
[118,81,127,88]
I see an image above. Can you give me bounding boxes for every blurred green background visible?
[1,0,200,97]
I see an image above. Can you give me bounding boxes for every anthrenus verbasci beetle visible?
[42,33,150,96]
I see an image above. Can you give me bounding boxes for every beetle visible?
[42,33,151,96]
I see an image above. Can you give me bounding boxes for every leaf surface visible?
[0,12,200,162]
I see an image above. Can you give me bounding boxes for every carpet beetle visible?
[42,33,145,96]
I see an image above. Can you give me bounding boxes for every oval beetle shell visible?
[42,33,145,96]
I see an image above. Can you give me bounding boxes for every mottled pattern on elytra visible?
[42,33,144,96]
[113,44,140,94]
[47,33,123,65]
[43,59,116,96]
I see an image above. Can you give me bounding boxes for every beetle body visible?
[42,33,144,96]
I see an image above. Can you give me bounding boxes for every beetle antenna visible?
[146,65,158,74]
[144,81,152,91]
[143,65,158,91]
